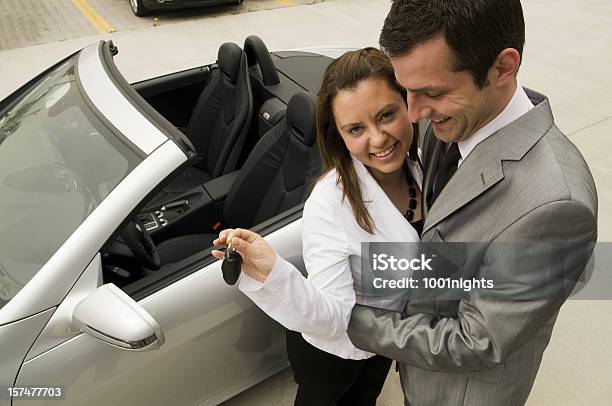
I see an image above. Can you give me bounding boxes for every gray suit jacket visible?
[347,89,598,406]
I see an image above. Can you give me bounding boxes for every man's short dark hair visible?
[380,0,525,88]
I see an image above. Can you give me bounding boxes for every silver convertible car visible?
[0,36,335,405]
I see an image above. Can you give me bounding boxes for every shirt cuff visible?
[238,253,286,292]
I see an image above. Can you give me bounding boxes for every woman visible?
[212,48,422,406]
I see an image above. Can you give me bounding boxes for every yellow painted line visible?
[276,0,300,6]
[71,0,116,34]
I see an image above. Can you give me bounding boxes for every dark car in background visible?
[130,0,244,17]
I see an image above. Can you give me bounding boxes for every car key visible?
[222,243,242,285]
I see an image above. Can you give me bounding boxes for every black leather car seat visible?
[160,42,253,200]
[156,92,321,263]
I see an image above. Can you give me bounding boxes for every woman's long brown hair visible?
[316,47,419,234]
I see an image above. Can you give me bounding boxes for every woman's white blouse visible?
[239,157,422,360]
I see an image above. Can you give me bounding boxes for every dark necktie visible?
[429,142,460,206]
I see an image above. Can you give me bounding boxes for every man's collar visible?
[457,82,534,165]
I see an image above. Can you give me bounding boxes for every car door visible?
[13,215,302,406]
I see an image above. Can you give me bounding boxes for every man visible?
[346,1,598,405]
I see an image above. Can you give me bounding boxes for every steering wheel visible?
[121,219,161,270]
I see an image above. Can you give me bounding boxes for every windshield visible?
[0,56,142,309]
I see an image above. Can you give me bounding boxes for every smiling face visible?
[391,35,506,143]
[331,77,413,182]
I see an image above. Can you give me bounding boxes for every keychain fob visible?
[222,243,242,285]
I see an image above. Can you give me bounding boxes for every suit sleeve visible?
[239,195,356,339]
[347,200,597,371]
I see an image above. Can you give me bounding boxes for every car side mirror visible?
[72,284,165,351]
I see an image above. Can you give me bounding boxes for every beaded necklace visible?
[403,162,418,222]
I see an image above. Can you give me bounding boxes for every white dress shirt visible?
[239,156,422,359]
[457,82,534,166]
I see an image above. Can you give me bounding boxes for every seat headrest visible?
[217,42,243,84]
[286,92,316,147]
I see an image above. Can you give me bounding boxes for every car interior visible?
[101,36,333,292]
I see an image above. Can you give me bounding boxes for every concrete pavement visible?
[0,0,328,51]
[0,0,610,404]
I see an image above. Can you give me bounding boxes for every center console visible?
[139,170,239,237]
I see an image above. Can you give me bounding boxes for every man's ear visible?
[492,48,521,87]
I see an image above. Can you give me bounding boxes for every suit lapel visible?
[421,124,441,219]
[423,135,504,234]
[421,90,554,235]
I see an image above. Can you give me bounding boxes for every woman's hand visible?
[212,228,278,283]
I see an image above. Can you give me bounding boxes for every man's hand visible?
[212,228,277,283]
